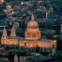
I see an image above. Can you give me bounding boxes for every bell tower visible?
[14,54,18,62]
[1,26,7,44]
[11,25,16,37]
[1,26,7,40]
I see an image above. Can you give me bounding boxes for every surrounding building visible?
[0,47,9,62]
[4,4,14,18]
[14,54,18,62]
[1,14,57,55]
[0,0,5,3]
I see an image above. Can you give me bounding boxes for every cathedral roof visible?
[8,36,24,40]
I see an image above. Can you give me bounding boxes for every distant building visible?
[14,54,18,62]
[1,14,57,55]
[0,47,9,62]
[4,4,14,17]
[0,0,5,3]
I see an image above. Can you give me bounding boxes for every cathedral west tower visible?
[11,25,16,37]
[1,27,7,44]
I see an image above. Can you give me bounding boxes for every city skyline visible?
[0,0,62,62]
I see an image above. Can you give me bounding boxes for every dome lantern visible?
[31,13,35,21]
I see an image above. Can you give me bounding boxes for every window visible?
[27,33,31,37]
[3,36,4,38]
[32,33,36,38]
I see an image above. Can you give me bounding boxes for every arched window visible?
[27,33,31,37]
[32,33,36,38]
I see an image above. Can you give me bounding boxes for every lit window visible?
[27,33,31,37]
[32,33,36,37]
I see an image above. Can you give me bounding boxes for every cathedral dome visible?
[27,14,39,28]
[27,20,38,28]
[25,14,41,40]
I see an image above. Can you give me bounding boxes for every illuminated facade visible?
[1,14,57,55]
